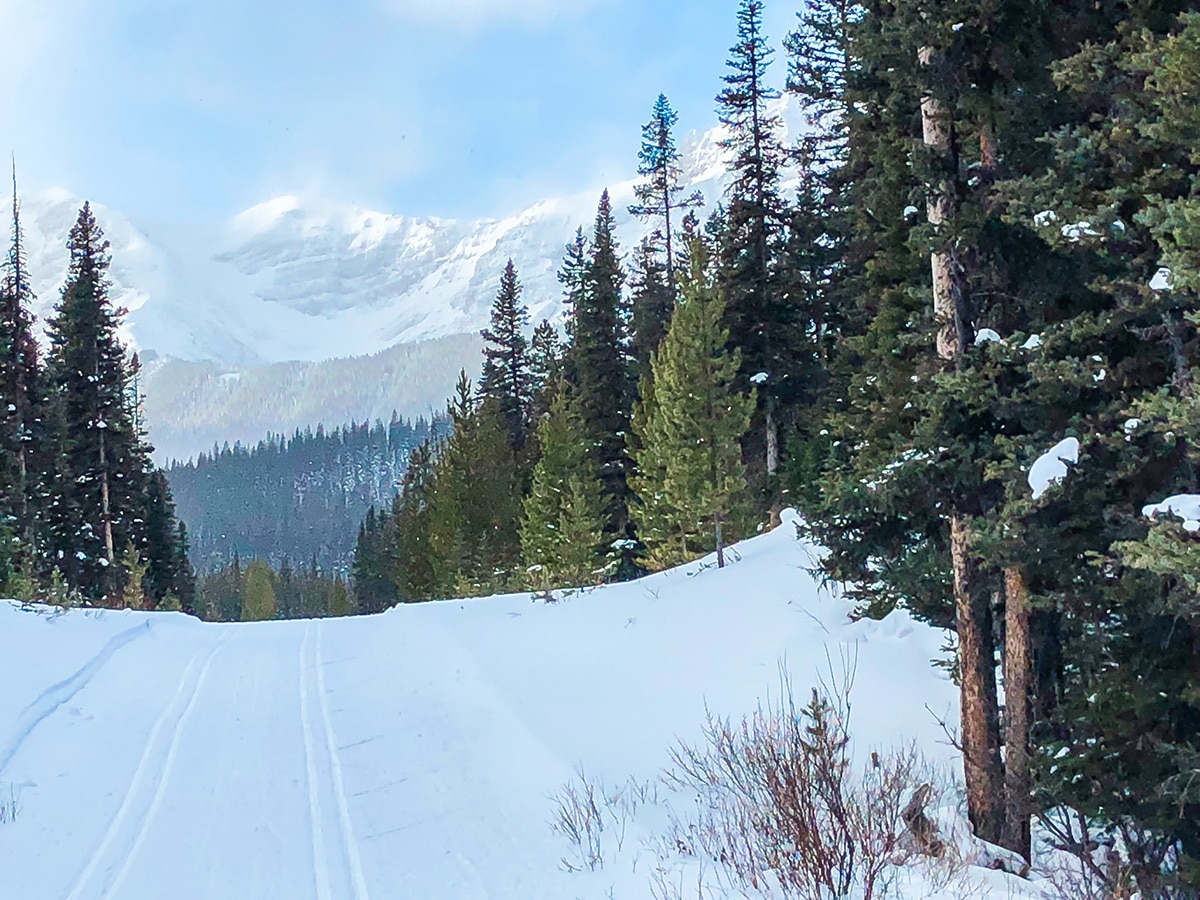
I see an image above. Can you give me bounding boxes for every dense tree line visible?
[353,0,1200,891]
[195,555,352,623]
[0,183,192,611]
[166,415,443,574]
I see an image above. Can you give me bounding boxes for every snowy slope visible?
[21,106,789,370]
[0,516,1038,899]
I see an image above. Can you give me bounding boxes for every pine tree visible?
[628,94,703,295]
[632,241,755,568]
[479,260,533,449]
[521,382,607,590]
[716,0,789,480]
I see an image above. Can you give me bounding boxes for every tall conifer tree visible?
[632,241,755,569]
[479,260,533,449]
[0,163,41,560]
[571,191,637,576]
[521,382,607,590]
[44,204,154,602]
[628,94,703,294]
[716,0,790,481]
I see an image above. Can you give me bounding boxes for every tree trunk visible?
[715,513,725,569]
[921,44,1006,846]
[765,400,779,476]
[99,426,114,565]
[1004,566,1033,861]
[951,516,1005,842]
[919,46,961,361]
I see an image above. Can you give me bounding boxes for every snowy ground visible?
[0,514,1040,899]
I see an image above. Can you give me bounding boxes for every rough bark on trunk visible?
[951,515,1005,842]
[1004,566,1033,861]
[921,44,1006,846]
[765,401,779,476]
[99,425,114,565]
[715,514,726,569]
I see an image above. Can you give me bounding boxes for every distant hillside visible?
[166,415,446,573]
[145,334,476,464]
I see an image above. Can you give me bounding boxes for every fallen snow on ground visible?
[0,514,1040,899]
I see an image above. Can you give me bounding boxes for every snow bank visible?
[0,517,1034,898]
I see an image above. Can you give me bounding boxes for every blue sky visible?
[1,0,799,224]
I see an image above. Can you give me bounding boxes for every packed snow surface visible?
[0,515,1035,898]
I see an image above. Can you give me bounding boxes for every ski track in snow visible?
[1,516,1029,899]
[64,629,231,900]
[315,621,371,900]
[0,619,152,777]
[300,622,333,900]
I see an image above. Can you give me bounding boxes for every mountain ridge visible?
[17,100,801,459]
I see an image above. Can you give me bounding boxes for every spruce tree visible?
[44,204,151,603]
[632,242,755,568]
[558,228,590,361]
[628,94,703,295]
[520,382,607,590]
[352,505,397,613]
[0,163,41,565]
[426,372,522,595]
[628,237,674,378]
[478,260,533,450]
[571,191,637,577]
[989,10,1200,883]
[716,0,789,480]
[393,440,438,601]
[527,319,563,422]
[142,469,193,610]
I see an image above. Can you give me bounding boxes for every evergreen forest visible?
[0,192,193,612]
[349,0,1200,890]
[166,414,445,574]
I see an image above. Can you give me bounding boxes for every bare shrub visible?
[660,660,942,899]
[1037,808,1190,900]
[551,768,605,871]
[550,766,659,872]
[0,783,20,824]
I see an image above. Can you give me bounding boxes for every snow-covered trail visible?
[0,516,980,899]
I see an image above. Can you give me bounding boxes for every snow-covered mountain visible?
[20,103,801,459]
